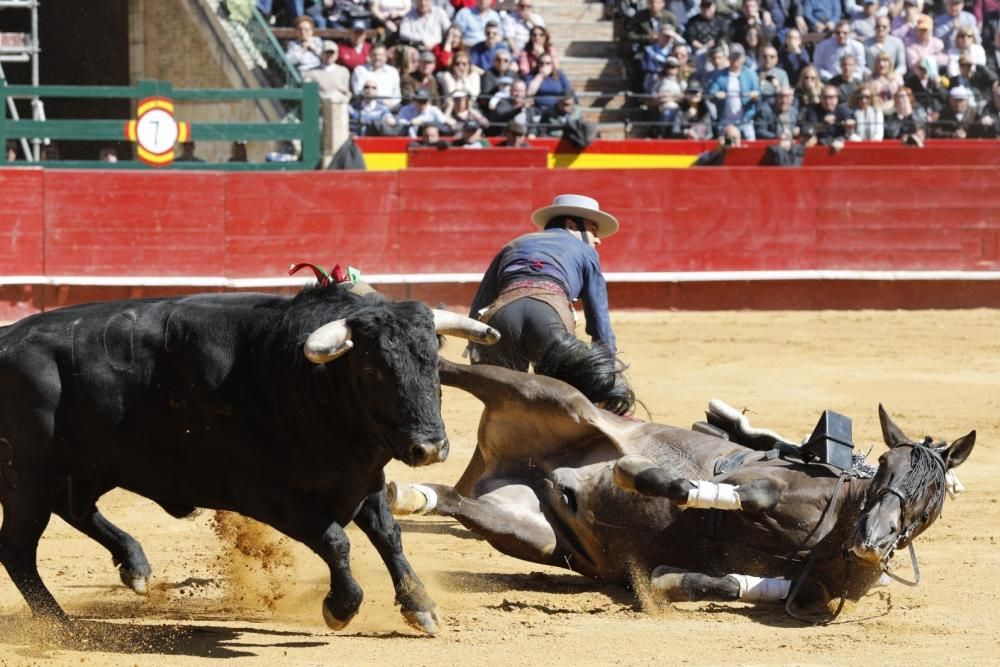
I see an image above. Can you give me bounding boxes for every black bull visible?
[0,286,498,635]
[391,361,974,616]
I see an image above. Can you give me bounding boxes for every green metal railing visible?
[0,79,320,169]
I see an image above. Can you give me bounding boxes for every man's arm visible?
[580,253,617,352]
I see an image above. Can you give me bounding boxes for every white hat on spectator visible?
[532,194,619,238]
[950,86,970,99]
[322,40,339,53]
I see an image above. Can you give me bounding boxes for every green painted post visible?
[299,81,320,170]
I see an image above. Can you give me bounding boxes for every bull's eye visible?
[364,366,380,381]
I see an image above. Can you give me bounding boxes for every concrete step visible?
[576,91,628,109]
[545,21,614,41]
[532,0,607,22]
[561,39,619,58]
[558,55,625,79]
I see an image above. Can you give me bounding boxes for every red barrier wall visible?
[1,165,999,318]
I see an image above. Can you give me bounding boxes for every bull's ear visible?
[942,431,975,470]
[878,404,911,448]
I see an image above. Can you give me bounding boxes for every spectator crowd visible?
[259,0,1000,144]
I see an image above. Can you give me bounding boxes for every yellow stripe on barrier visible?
[549,153,699,169]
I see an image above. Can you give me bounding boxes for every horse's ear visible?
[942,430,975,470]
[878,404,910,448]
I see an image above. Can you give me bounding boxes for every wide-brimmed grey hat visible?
[531,194,619,238]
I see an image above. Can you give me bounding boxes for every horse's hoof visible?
[118,568,150,595]
[321,598,357,631]
[613,455,656,492]
[402,607,440,635]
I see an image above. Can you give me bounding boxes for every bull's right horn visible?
[432,309,500,345]
[304,319,354,364]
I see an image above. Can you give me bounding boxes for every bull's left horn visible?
[432,309,500,345]
[304,319,354,364]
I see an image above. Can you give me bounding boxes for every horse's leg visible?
[388,481,558,565]
[613,455,779,512]
[650,565,790,603]
[53,487,153,595]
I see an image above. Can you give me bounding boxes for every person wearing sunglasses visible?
[813,19,866,82]
[863,16,907,78]
[469,19,511,71]
[848,83,884,140]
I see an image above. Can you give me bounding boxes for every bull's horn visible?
[304,319,354,364]
[432,309,500,345]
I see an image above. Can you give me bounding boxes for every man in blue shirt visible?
[468,194,619,373]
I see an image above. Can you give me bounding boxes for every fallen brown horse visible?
[390,361,974,618]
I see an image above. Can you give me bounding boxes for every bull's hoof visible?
[118,568,150,595]
[387,482,437,515]
[612,455,657,493]
[402,607,440,635]
[321,595,358,631]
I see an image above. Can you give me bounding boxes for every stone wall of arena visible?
[1,165,998,321]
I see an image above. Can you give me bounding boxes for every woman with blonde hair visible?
[849,84,884,141]
[866,52,904,115]
[794,65,823,107]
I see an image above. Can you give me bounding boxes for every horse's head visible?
[848,405,975,566]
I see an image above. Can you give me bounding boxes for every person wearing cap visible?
[487,75,515,111]
[673,78,714,138]
[906,14,947,71]
[285,14,325,74]
[338,20,373,71]
[397,88,448,136]
[933,0,979,50]
[400,0,452,51]
[402,50,443,101]
[707,42,761,139]
[467,194,621,376]
[305,40,353,160]
[813,19,866,82]
[932,85,982,137]
[445,89,490,131]
[452,119,490,146]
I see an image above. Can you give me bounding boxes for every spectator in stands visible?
[5,140,17,162]
[698,44,730,87]
[489,79,541,133]
[801,84,852,150]
[891,0,921,42]
[229,141,249,162]
[932,85,982,137]
[740,25,768,72]
[286,0,327,27]
[865,14,907,78]
[814,20,866,81]
[371,0,411,38]
[487,75,514,111]
[949,55,994,110]
[454,0,503,48]
[906,14,947,71]
[446,89,490,130]
[518,26,559,78]
[467,194,622,376]
[525,53,574,112]
[779,28,811,84]
[848,83,884,139]
[642,24,687,93]
[654,57,685,123]
[987,22,1000,80]
[306,40,352,99]
[41,144,60,161]
[402,50,443,100]
[903,55,946,116]
[400,0,451,50]
[884,85,928,143]
[867,51,904,114]
[764,125,816,165]
[286,14,325,73]
[829,54,862,100]
[482,49,520,104]
[802,0,842,36]
[794,63,823,104]
[934,0,978,50]
[672,43,696,83]
[755,85,799,137]
[434,25,467,70]
[351,43,402,107]
[437,52,482,99]
[946,27,987,78]
[177,141,204,162]
[452,119,491,146]
[397,88,448,136]
[349,80,399,134]
[410,122,449,148]
[976,0,1000,26]
[498,119,531,145]
[98,147,118,163]
[673,78,715,137]
[758,45,791,100]
[470,21,511,71]
[627,0,681,94]
[977,81,1000,137]
[729,0,776,49]
[502,0,546,54]
[324,0,374,30]
[541,95,597,145]
[765,0,808,47]
[684,0,729,59]
[339,20,373,70]
[391,44,421,81]
[694,123,743,165]
[850,0,880,42]
[707,43,761,138]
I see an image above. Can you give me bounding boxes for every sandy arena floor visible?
[1,309,998,666]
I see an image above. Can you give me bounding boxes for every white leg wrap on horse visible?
[728,574,791,602]
[683,481,742,510]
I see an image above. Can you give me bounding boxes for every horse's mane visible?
[903,443,948,521]
[533,331,635,416]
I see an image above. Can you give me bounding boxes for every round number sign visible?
[135,107,180,156]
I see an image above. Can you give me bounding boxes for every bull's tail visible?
[534,331,636,416]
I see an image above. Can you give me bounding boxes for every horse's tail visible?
[534,331,636,416]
